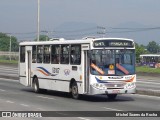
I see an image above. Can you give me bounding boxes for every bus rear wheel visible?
[107,94,117,100]
[71,82,79,99]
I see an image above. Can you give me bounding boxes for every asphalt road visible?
[0,78,160,120]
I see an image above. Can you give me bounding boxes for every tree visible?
[0,33,19,52]
[135,43,148,63]
[34,35,50,41]
[147,41,160,54]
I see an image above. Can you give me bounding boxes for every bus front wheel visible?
[71,82,79,99]
[33,78,40,93]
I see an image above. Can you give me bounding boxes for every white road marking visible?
[37,95,56,100]
[0,89,6,91]
[36,108,45,111]
[103,107,122,111]
[6,100,14,103]
[77,117,90,120]
[131,94,160,99]
[137,81,160,85]
[20,104,29,107]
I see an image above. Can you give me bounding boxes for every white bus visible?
[19,37,136,100]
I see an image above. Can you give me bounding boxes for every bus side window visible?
[20,46,25,63]
[43,45,51,63]
[51,45,60,64]
[32,45,37,63]
[60,45,69,64]
[37,45,43,63]
[70,45,81,65]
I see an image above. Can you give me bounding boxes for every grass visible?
[136,66,160,74]
[0,59,18,64]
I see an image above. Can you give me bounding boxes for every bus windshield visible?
[90,49,135,76]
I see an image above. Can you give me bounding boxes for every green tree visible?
[135,43,148,63]
[34,35,50,41]
[147,41,159,53]
[0,33,19,52]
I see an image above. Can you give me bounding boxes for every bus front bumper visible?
[89,85,136,95]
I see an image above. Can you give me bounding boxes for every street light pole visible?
[37,0,40,41]
[9,35,12,61]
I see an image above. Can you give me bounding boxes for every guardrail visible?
[0,51,19,56]
[0,51,19,60]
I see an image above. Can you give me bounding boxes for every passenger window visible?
[37,45,43,63]
[43,45,50,63]
[70,45,81,65]
[32,46,36,63]
[20,46,25,63]
[51,45,60,64]
[60,45,69,64]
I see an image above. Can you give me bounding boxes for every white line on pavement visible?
[37,95,56,100]
[103,107,122,111]
[0,89,6,91]
[77,117,91,120]
[20,104,29,107]
[131,94,160,99]
[137,81,160,85]
[6,100,14,104]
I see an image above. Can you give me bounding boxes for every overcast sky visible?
[0,0,160,43]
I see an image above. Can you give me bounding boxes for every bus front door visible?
[26,46,32,86]
[83,50,90,94]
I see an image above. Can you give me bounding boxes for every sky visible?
[0,0,160,44]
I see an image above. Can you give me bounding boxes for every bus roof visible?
[19,37,134,46]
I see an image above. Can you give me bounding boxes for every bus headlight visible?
[92,83,107,90]
[125,83,135,89]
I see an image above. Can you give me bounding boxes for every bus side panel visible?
[19,63,27,86]
[32,64,83,93]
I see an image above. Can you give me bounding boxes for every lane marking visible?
[131,94,160,99]
[0,89,6,92]
[37,108,45,111]
[20,104,29,107]
[137,89,160,92]
[103,107,122,111]
[37,96,56,100]
[55,112,68,116]
[6,100,14,104]
[78,117,91,120]
[137,81,160,85]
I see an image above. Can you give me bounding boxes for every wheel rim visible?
[34,83,37,92]
[72,86,78,97]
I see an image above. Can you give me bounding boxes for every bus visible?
[19,37,136,100]
[140,54,160,68]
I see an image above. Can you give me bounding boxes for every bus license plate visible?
[112,90,120,93]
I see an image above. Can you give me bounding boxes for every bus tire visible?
[33,77,40,93]
[71,81,79,99]
[107,94,117,100]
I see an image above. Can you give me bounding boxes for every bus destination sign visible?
[94,40,134,48]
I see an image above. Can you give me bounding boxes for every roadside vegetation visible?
[0,59,18,64]
[136,66,160,74]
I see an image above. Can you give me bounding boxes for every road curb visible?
[136,89,160,97]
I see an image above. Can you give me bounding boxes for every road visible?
[0,78,160,120]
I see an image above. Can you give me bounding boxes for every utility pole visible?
[37,0,40,41]
[9,34,12,61]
